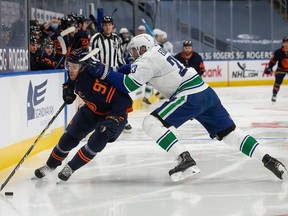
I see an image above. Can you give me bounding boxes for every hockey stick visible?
[55,26,75,69]
[54,36,67,69]
[111,8,118,17]
[57,36,67,55]
[60,26,76,37]
[142,19,154,36]
[87,14,97,35]
[89,14,97,28]
[79,48,100,62]
[0,102,66,192]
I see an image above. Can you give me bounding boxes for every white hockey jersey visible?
[125,45,209,99]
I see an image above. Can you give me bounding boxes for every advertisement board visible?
[202,61,228,85]
[203,59,277,86]
[228,60,274,83]
[0,71,64,148]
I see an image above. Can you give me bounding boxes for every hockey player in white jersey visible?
[89,34,287,182]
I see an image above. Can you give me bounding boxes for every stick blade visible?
[79,48,100,62]
[60,26,76,37]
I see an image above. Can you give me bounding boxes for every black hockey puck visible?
[5,192,13,196]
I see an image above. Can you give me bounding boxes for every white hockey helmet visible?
[128,33,155,56]
[119,27,129,34]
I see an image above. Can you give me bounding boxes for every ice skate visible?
[262,154,288,180]
[124,123,132,133]
[271,95,276,102]
[58,164,74,181]
[169,151,200,182]
[34,164,55,179]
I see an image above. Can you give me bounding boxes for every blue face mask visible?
[52,23,59,30]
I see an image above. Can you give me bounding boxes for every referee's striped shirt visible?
[89,32,126,67]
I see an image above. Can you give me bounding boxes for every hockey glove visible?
[62,82,76,104]
[100,115,120,142]
[117,64,131,74]
[264,68,272,74]
[88,62,112,80]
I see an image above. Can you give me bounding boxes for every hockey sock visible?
[273,85,280,96]
[68,144,97,171]
[142,115,187,158]
[47,132,80,168]
[46,145,69,168]
[273,74,285,96]
[156,130,186,157]
[222,127,265,162]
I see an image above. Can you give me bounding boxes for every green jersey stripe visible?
[124,76,141,92]
[158,96,186,119]
[177,76,204,93]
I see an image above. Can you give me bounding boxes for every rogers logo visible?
[203,66,222,77]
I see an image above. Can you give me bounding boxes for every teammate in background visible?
[91,34,287,182]
[153,28,164,47]
[174,40,205,77]
[30,25,42,44]
[68,13,90,51]
[50,16,77,67]
[40,22,55,41]
[29,36,41,71]
[37,39,61,70]
[162,31,173,54]
[34,49,133,181]
[89,16,132,132]
[264,36,288,102]
[137,25,146,35]
[119,27,132,63]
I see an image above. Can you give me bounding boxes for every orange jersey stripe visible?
[107,87,116,103]
[83,99,110,115]
[106,87,114,103]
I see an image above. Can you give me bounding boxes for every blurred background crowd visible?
[1,0,288,73]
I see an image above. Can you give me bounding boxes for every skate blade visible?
[171,166,200,182]
[280,166,288,181]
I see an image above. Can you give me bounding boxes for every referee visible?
[89,15,132,132]
[89,15,125,67]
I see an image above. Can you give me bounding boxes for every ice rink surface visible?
[1,85,288,216]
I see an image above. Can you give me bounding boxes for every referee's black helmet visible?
[282,36,288,43]
[102,15,113,24]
